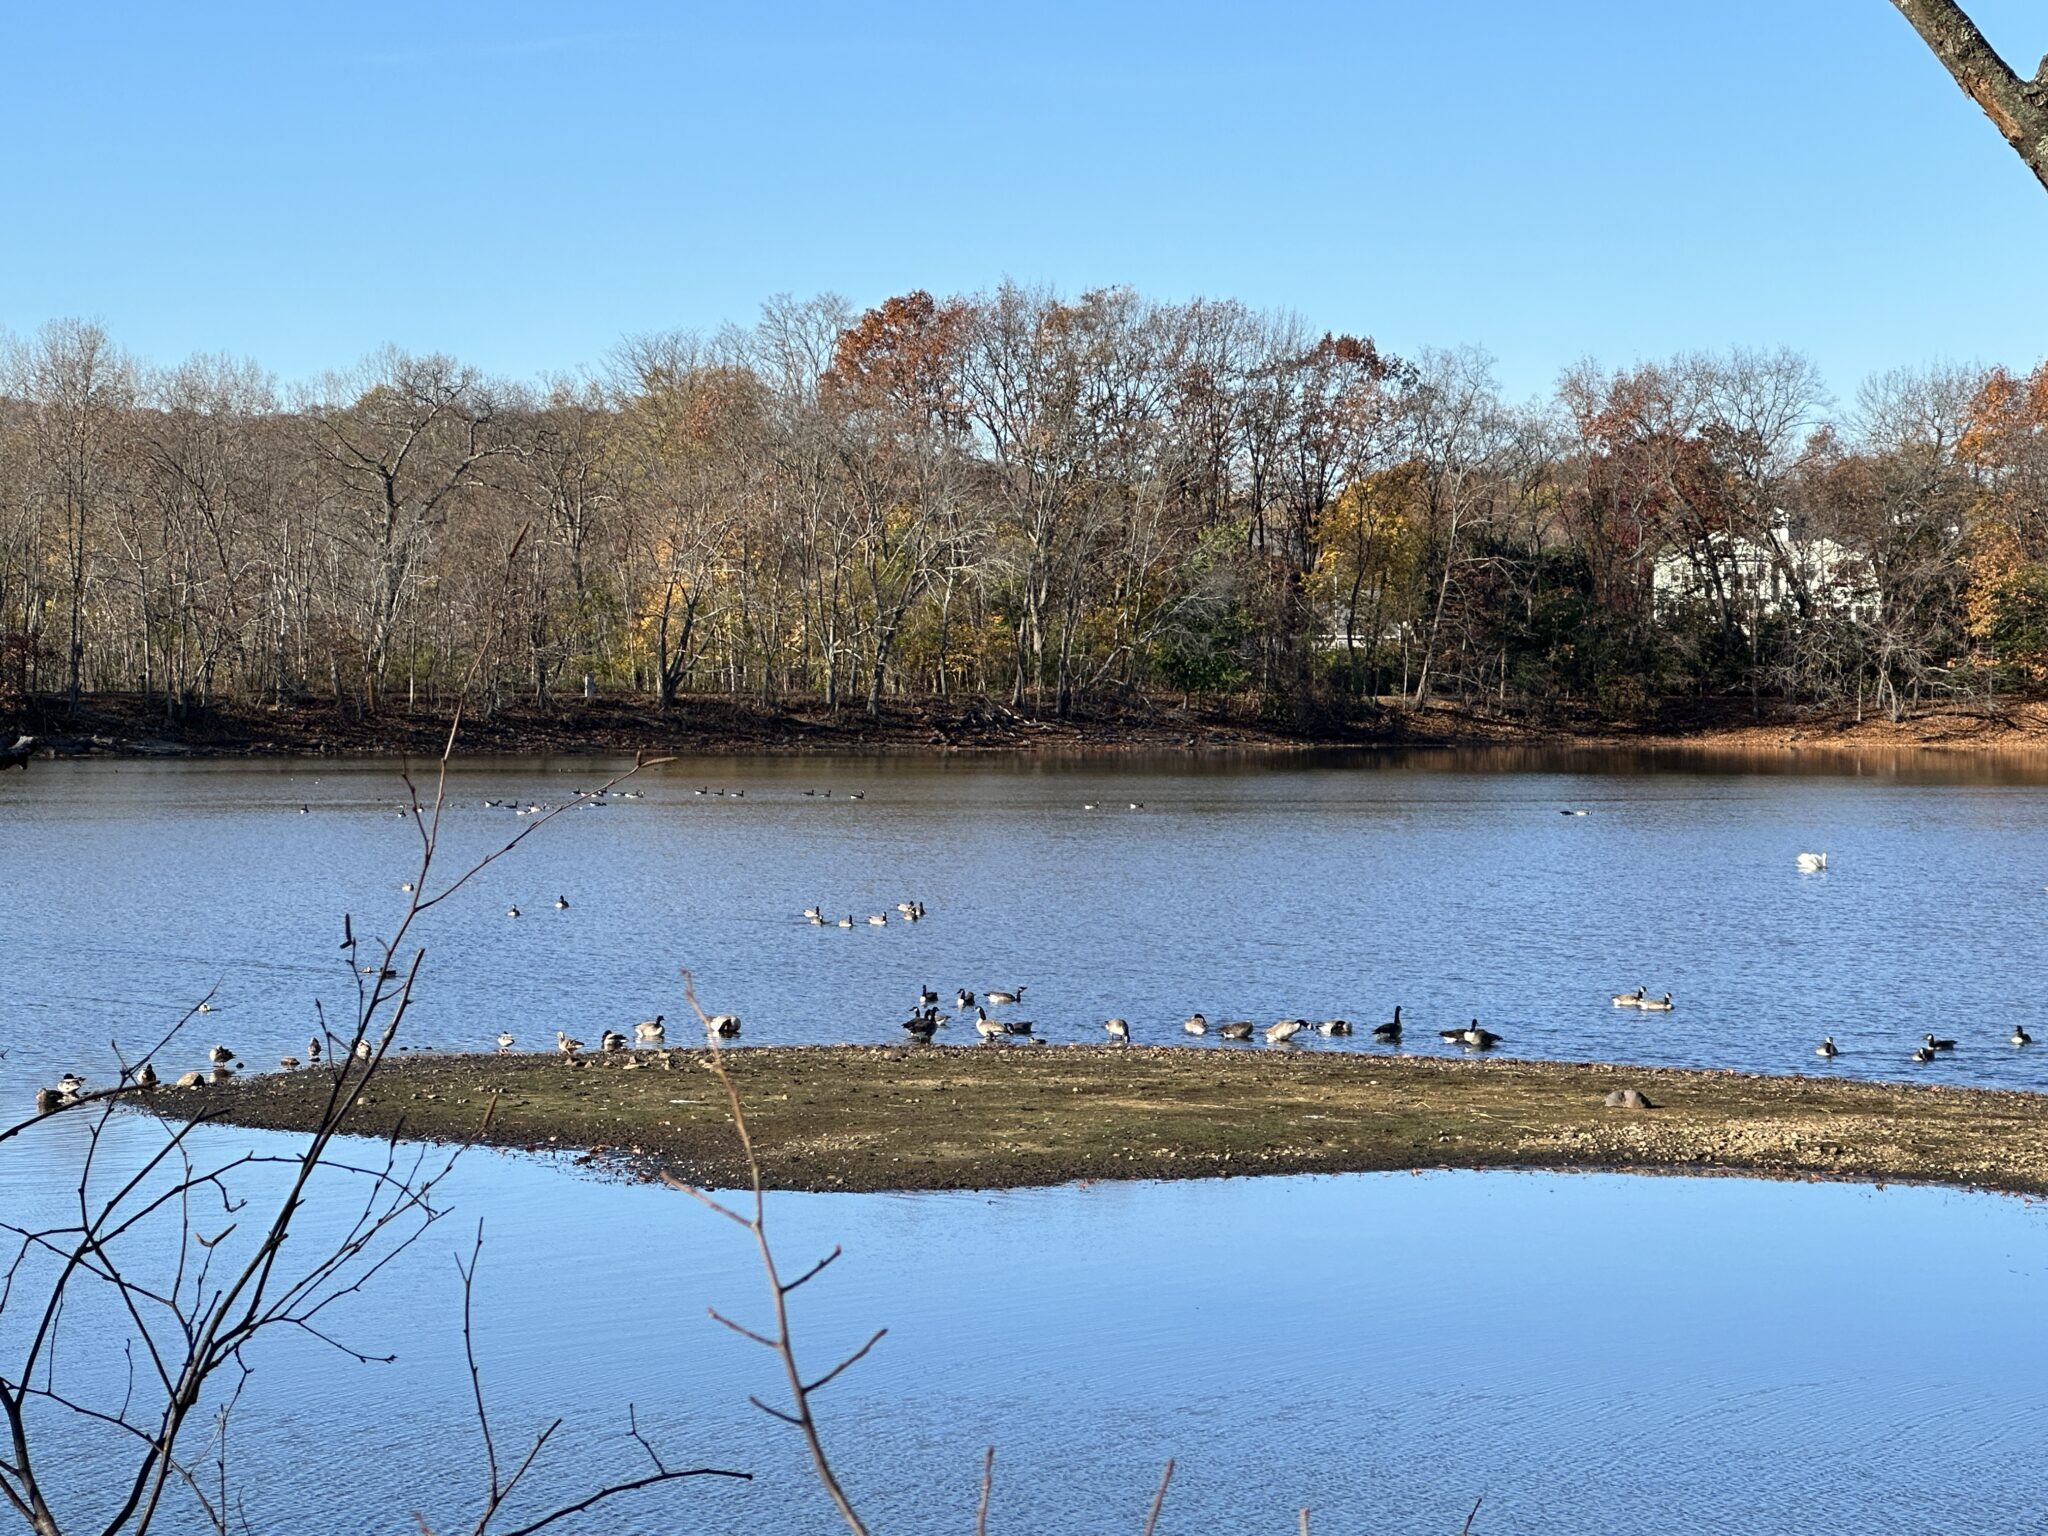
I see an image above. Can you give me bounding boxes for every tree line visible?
[2,287,2045,727]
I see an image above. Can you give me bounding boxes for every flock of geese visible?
[889,991,1501,1050]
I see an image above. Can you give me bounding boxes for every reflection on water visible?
[3,748,2048,1092]
[14,1140,2048,1535]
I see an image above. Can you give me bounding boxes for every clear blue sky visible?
[1,0,2043,400]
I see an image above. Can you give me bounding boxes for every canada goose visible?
[135,1061,159,1089]
[1218,1021,1254,1041]
[807,912,826,926]
[955,989,977,1010]
[506,906,521,919]
[902,1014,941,1042]
[1924,1032,1956,1052]
[1083,803,1097,811]
[1372,1007,1403,1042]
[1265,1019,1306,1045]
[848,791,864,801]
[1796,851,1828,872]
[1002,1018,1035,1037]
[974,1011,1007,1041]
[58,1073,85,1096]
[554,895,569,910]
[710,1014,742,1038]
[353,1039,372,1062]
[207,1045,236,1065]
[279,1056,300,1072]
[401,881,415,893]
[1611,987,1647,1007]
[867,913,888,926]
[1638,993,1674,1012]
[1104,1018,1130,1042]
[196,1001,213,1014]
[904,903,925,921]
[1438,1023,1469,1043]
[307,1037,323,1063]
[556,1030,584,1058]
[35,1087,62,1113]
[600,1030,628,1053]
[496,1031,515,1053]
[1815,1036,1838,1058]
[986,987,1026,1006]
[918,986,939,1010]
[1317,1019,1352,1036]
[175,1071,205,1089]
[634,1016,666,1044]
[1183,1013,1209,1035]
[1911,1044,1936,1063]
[899,903,922,917]
[2014,1026,2033,1047]
[803,906,823,921]
[1462,1022,1502,1050]
[1561,808,1589,816]
[837,915,856,928]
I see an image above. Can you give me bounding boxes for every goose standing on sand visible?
[1183,1013,1209,1035]
[279,1056,300,1072]
[556,1030,584,1059]
[600,1030,628,1054]
[986,987,1026,1007]
[497,1031,515,1053]
[307,1036,323,1064]
[135,1061,158,1089]
[635,1016,666,1044]
[1462,1021,1503,1050]
[1104,1018,1130,1043]
[1815,1036,1838,1059]
[1638,993,1675,1012]
[1372,1007,1403,1043]
[1219,1020,1254,1041]
[1265,1019,1306,1045]
[353,1039,372,1062]
[1611,986,1647,1008]
[2013,1026,2033,1047]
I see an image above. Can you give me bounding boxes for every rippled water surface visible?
[4,748,2048,1086]
[4,749,2048,1532]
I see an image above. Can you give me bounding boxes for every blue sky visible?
[1,0,2043,400]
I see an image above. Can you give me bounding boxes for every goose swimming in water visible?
[918,986,939,1010]
[1372,1007,1403,1042]
[1217,1020,1254,1041]
[207,1045,236,1065]
[1638,993,1674,1012]
[1611,986,1647,1007]
[35,1087,63,1113]
[2014,1026,2033,1047]
[554,895,570,909]
[1183,1013,1209,1035]
[1462,1022,1503,1050]
[1002,1018,1035,1037]
[985,988,1026,1006]
[57,1073,85,1097]
[803,906,823,922]
[867,913,888,926]
[1104,1018,1130,1043]
[1911,1044,1936,1063]
[1317,1018,1352,1036]
[837,915,856,928]
[1438,1023,1469,1043]
[1923,1032,1956,1052]
[1265,1019,1306,1045]
[635,1016,666,1044]
[710,1014,742,1038]
[955,989,977,1010]
[1796,851,1828,872]
[506,906,521,919]
[1815,1036,1838,1058]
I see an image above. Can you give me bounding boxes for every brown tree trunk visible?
[1890,0,2048,191]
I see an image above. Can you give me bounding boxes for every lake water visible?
[4,748,2048,1532]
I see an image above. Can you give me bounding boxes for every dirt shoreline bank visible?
[12,692,2048,761]
[167,1046,2048,1196]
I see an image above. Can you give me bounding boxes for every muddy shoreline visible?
[164,1046,2048,1196]
[11,692,2048,762]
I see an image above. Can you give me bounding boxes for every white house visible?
[1650,521,1875,623]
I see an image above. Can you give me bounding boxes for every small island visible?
[172,1045,2048,1196]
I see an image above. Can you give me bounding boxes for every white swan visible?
[1796,852,1828,873]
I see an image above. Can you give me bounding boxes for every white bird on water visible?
[1796,852,1828,873]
